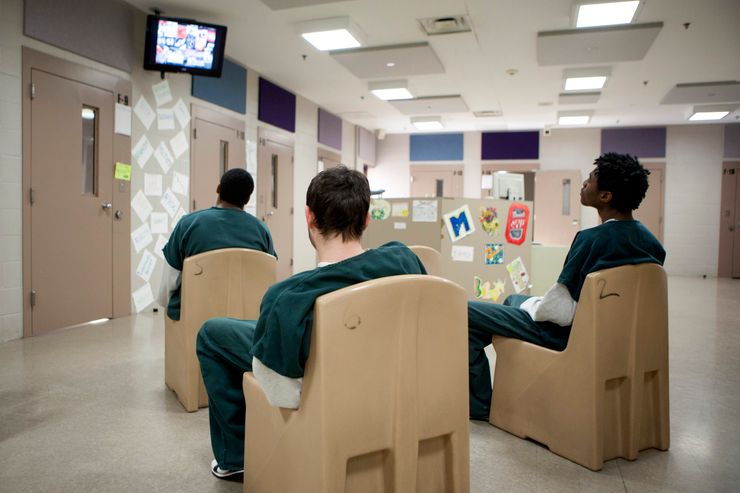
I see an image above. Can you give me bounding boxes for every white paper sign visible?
[144,173,162,196]
[136,250,157,282]
[171,171,189,196]
[132,136,154,169]
[132,283,154,313]
[154,142,175,173]
[134,97,155,130]
[152,80,173,106]
[481,174,493,189]
[161,188,181,218]
[451,245,475,262]
[412,200,438,223]
[394,222,407,230]
[131,190,153,222]
[173,207,186,225]
[131,223,154,253]
[150,212,169,234]
[157,108,175,130]
[170,131,188,158]
[154,235,168,259]
[173,99,190,127]
[114,103,131,136]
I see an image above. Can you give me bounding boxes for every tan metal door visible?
[410,165,463,198]
[30,69,114,334]
[633,164,665,243]
[257,136,293,280]
[734,169,740,278]
[191,113,245,211]
[533,170,581,246]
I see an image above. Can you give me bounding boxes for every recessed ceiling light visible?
[687,105,733,121]
[575,1,640,28]
[411,116,444,130]
[386,62,396,67]
[557,110,593,125]
[297,17,363,51]
[369,80,413,101]
[562,67,611,91]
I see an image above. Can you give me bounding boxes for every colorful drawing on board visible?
[473,276,506,302]
[479,207,500,236]
[391,202,409,217]
[506,257,530,294]
[443,204,476,242]
[484,243,504,265]
[505,202,530,245]
[370,199,391,220]
[412,199,437,222]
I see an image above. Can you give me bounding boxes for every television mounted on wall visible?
[143,14,227,77]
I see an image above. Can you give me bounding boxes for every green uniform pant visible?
[196,317,257,470]
[468,295,571,420]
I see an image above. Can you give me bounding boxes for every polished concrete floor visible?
[1,276,739,493]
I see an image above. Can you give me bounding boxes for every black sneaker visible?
[210,459,244,481]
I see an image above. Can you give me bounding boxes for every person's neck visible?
[598,208,633,223]
[215,199,242,210]
[314,235,364,264]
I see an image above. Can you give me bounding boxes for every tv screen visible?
[144,15,227,77]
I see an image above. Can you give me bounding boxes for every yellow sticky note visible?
[115,162,132,181]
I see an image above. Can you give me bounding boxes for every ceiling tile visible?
[537,23,662,66]
[260,0,348,10]
[661,81,740,104]
[390,95,469,115]
[331,42,445,79]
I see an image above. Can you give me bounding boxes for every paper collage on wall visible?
[443,204,475,241]
[506,256,530,294]
[505,202,530,245]
[473,276,506,302]
[130,78,190,312]
[370,199,391,220]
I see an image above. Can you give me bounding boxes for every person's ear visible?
[305,205,315,229]
[216,184,221,195]
[599,190,612,205]
[362,211,371,231]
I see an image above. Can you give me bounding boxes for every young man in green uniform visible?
[468,153,666,420]
[196,166,426,480]
[157,168,276,321]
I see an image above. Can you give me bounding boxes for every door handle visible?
[114,210,123,219]
[101,202,112,210]
[266,211,275,217]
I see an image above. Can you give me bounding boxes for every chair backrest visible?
[408,245,443,277]
[181,248,277,326]
[302,274,469,491]
[568,263,668,377]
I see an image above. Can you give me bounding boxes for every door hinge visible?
[192,200,196,210]
[259,138,266,146]
[30,83,36,99]
[290,206,293,215]
[29,188,35,205]
[290,258,293,267]
[30,290,37,308]
[193,128,197,139]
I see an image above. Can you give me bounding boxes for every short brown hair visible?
[306,166,370,241]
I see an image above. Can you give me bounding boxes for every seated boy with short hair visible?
[468,152,666,420]
[196,166,426,480]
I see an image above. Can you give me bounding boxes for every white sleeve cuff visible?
[157,263,181,309]
[529,283,577,326]
[252,357,303,409]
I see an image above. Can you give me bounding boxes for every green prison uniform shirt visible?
[162,207,276,320]
[252,241,427,379]
[557,220,666,301]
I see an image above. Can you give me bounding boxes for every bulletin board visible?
[363,198,533,303]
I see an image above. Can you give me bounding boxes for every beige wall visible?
[370,125,729,278]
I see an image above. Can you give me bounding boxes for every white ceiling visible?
[123,0,740,134]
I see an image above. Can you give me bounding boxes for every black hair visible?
[306,166,370,241]
[593,152,650,213]
[219,168,254,208]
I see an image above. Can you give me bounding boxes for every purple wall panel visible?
[318,108,342,150]
[601,127,666,158]
[724,124,740,158]
[481,131,539,160]
[258,78,296,133]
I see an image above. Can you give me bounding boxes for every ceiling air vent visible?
[418,15,472,36]
[474,110,503,118]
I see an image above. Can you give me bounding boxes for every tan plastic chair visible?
[243,274,469,493]
[408,245,443,277]
[165,248,276,412]
[489,264,670,470]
